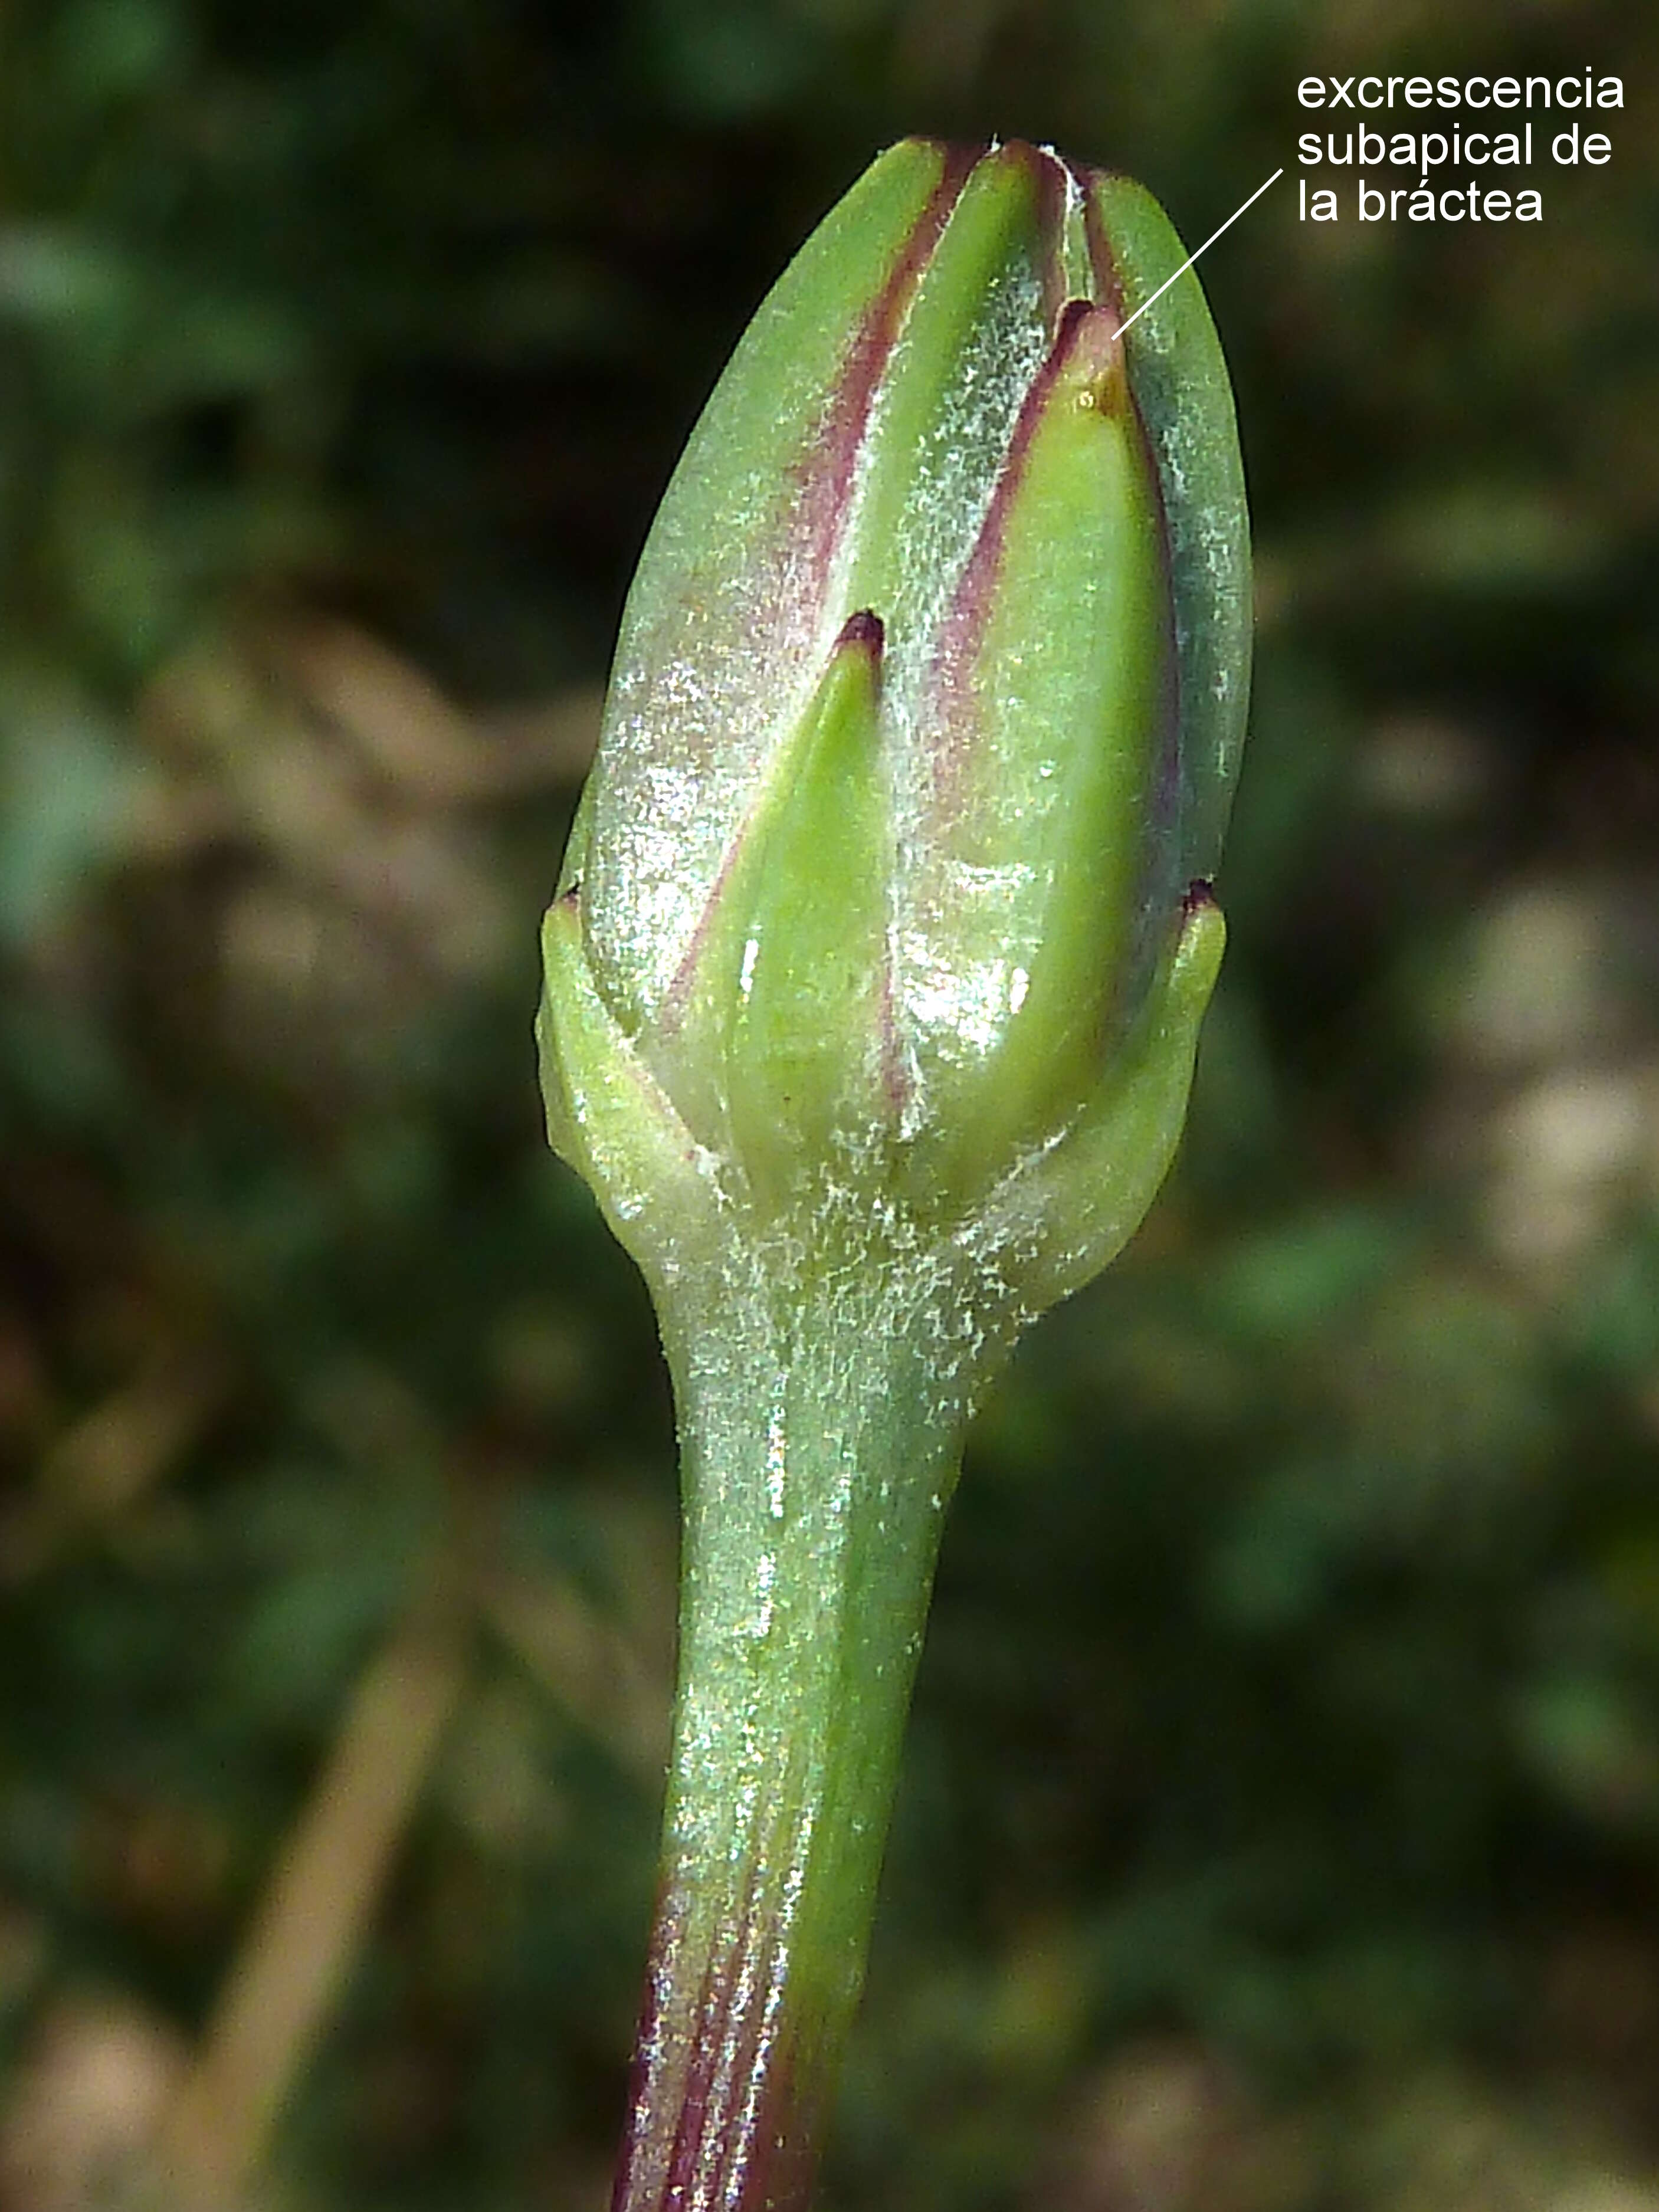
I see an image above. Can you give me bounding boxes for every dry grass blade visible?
[152,1618,470,2212]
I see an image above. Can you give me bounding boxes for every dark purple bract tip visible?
[1054,296,1096,350]
[1182,878,1218,915]
[837,608,886,655]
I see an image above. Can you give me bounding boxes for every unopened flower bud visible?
[540,133,1249,1306]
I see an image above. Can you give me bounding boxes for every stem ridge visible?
[611,1251,978,2212]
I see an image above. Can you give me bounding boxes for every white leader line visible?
[1114,169,1283,339]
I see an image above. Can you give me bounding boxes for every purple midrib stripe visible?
[1071,156,1127,325]
[657,145,976,1033]
[924,298,1098,805]
[789,142,982,600]
[923,156,1120,802]
[1077,164,1185,907]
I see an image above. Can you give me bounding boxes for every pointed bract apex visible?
[836,608,886,655]
[539,140,1250,1304]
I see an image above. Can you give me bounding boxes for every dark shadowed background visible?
[2,1,1658,2207]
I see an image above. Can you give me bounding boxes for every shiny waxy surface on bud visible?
[546,136,1248,1272]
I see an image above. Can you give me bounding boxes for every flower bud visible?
[540,137,1249,1307]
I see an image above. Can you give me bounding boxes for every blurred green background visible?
[3,1,1658,2207]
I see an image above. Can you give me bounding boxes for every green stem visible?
[611,1229,992,2212]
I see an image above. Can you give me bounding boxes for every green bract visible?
[537,137,1251,2212]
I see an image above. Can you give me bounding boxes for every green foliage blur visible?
[3,0,1659,2206]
